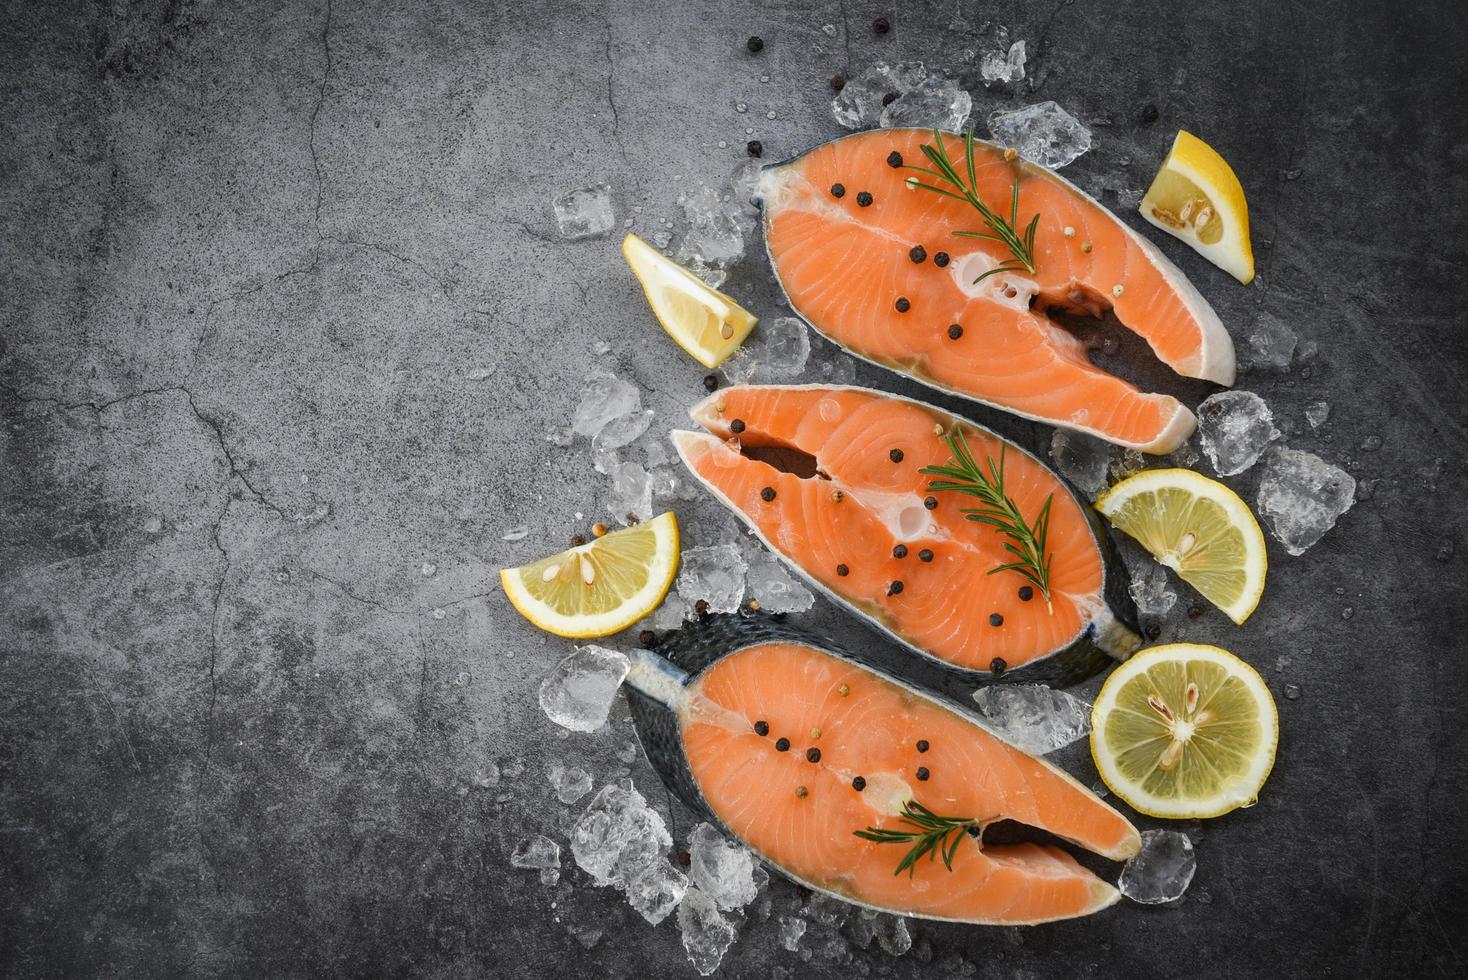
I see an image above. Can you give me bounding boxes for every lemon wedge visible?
[501,512,680,638]
[1091,643,1278,819]
[622,233,757,368]
[1095,469,1267,625]
[1140,131,1254,284]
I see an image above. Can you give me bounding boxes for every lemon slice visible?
[1140,131,1254,284]
[1091,643,1278,819]
[501,512,680,638]
[1095,469,1267,625]
[622,233,757,368]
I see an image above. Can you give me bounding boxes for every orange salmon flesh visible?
[759,129,1236,453]
[675,385,1137,675]
[680,642,1140,924]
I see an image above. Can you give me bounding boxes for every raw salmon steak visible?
[757,128,1236,453]
[673,384,1139,686]
[625,616,1140,925]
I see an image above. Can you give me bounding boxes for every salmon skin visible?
[673,384,1140,687]
[756,128,1236,454]
[625,614,1141,925]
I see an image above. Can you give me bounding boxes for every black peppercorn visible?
[831,182,846,198]
[730,418,746,433]
[856,191,873,206]
[836,563,849,576]
[760,486,776,502]
[990,657,1007,676]
[1138,102,1159,125]
[916,739,929,752]
[947,323,963,340]
[639,629,656,647]
[872,16,890,33]
[831,74,846,91]
[1146,624,1162,639]
[852,776,866,791]
[571,534,587,546]
[806,747,821,763]
[754,720,769,736]
[1188,604,1203,619]
[918,548,933,562]
[888,580,904,595]
[886,150,903,168]
[746,139,763,158]
[703,374,719,392]
[1018,586,1034,601]
[746,35,764,53]
[775,737,790,752]
[894,297,910,312]
[694,598,709,618]
[889,448,904,462]
[881,91,898,106]
[933,251,950,267]
[916,767,930,781]
[892,544,908,558]
[989,613,1004,627]
[909,244,927,263]
[924,495,937,510]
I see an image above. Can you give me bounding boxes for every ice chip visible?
[573,372,641,438]
[1305,401,1331,429]
[626,860,690,925]
[971,685,1092,755]
[879,72,972,131]
[570,782,672,887]
[607,460,654,524]
[729,159,763,211]
[1049,429,1112,499]
[746,558,816,614]
[1118,830,1196,904]
[873,914,912,956]
[1127,559,1179,618]
[1244,314,1298,372]
[677,886,738,976]
[553,184,615,240]
[1255,446,1356,555]
[538,646,630,733]
[1196,390,1280,476]
[758,317,812,378]
[778,914,807,952]
[547,763,594,805]
[591,409,655,453]
[510,834,561,870]
[688,822,759,911]
[501,525,529,542]
[676,544,749,613]
[987,101,1092,169]
[718,345,763,385]
[980,39,1027,84]
[675,185,746,277]
[832,62,929,130]
[650,593,691,629]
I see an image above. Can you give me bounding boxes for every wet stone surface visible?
[0,1,1464,978]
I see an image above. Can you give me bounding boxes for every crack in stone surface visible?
[309,0,335,227]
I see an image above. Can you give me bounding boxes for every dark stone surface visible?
[2,0,1465,977]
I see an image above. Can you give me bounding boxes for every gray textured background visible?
[2,0,1466,977]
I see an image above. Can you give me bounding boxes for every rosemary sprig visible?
[920,430,1055,608]
[903,127,1040,285]
[854,800,981,878]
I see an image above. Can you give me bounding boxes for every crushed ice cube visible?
[1196,390,1280,476]
[1305,401,1330,428]
[1118,830,1195,904]
[746,558,816,614]
[591,409,655,453]
[832,62,929,130]
[544,425,574,447]
[778,914,807,952]
[758,317,812,379]
[510,834,561,870]
[980,40,1027,84]
[626,859,690,925]
[873,914,912,956]
[1049,429,1112,499]
[547,763,594,805]
[501,525,530,542]
[538,646,630,733]
[676,544,749,613]
[678,886,738,976]
[1244,314,1298,372]
[729,159,762,212]
[675,185,746,281]
[650,593,691,629]
[1255,446,1356,555]
[987,101,1092,169]
[571,782,672,888]
[553,185,615,240]
[971,685,1092,755]
[688,823,759,910]
[718,346,763,385]
[879,71,972,131]
[1128,559,1179,618]
[606,460,654,524]
[573,372,641,439]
